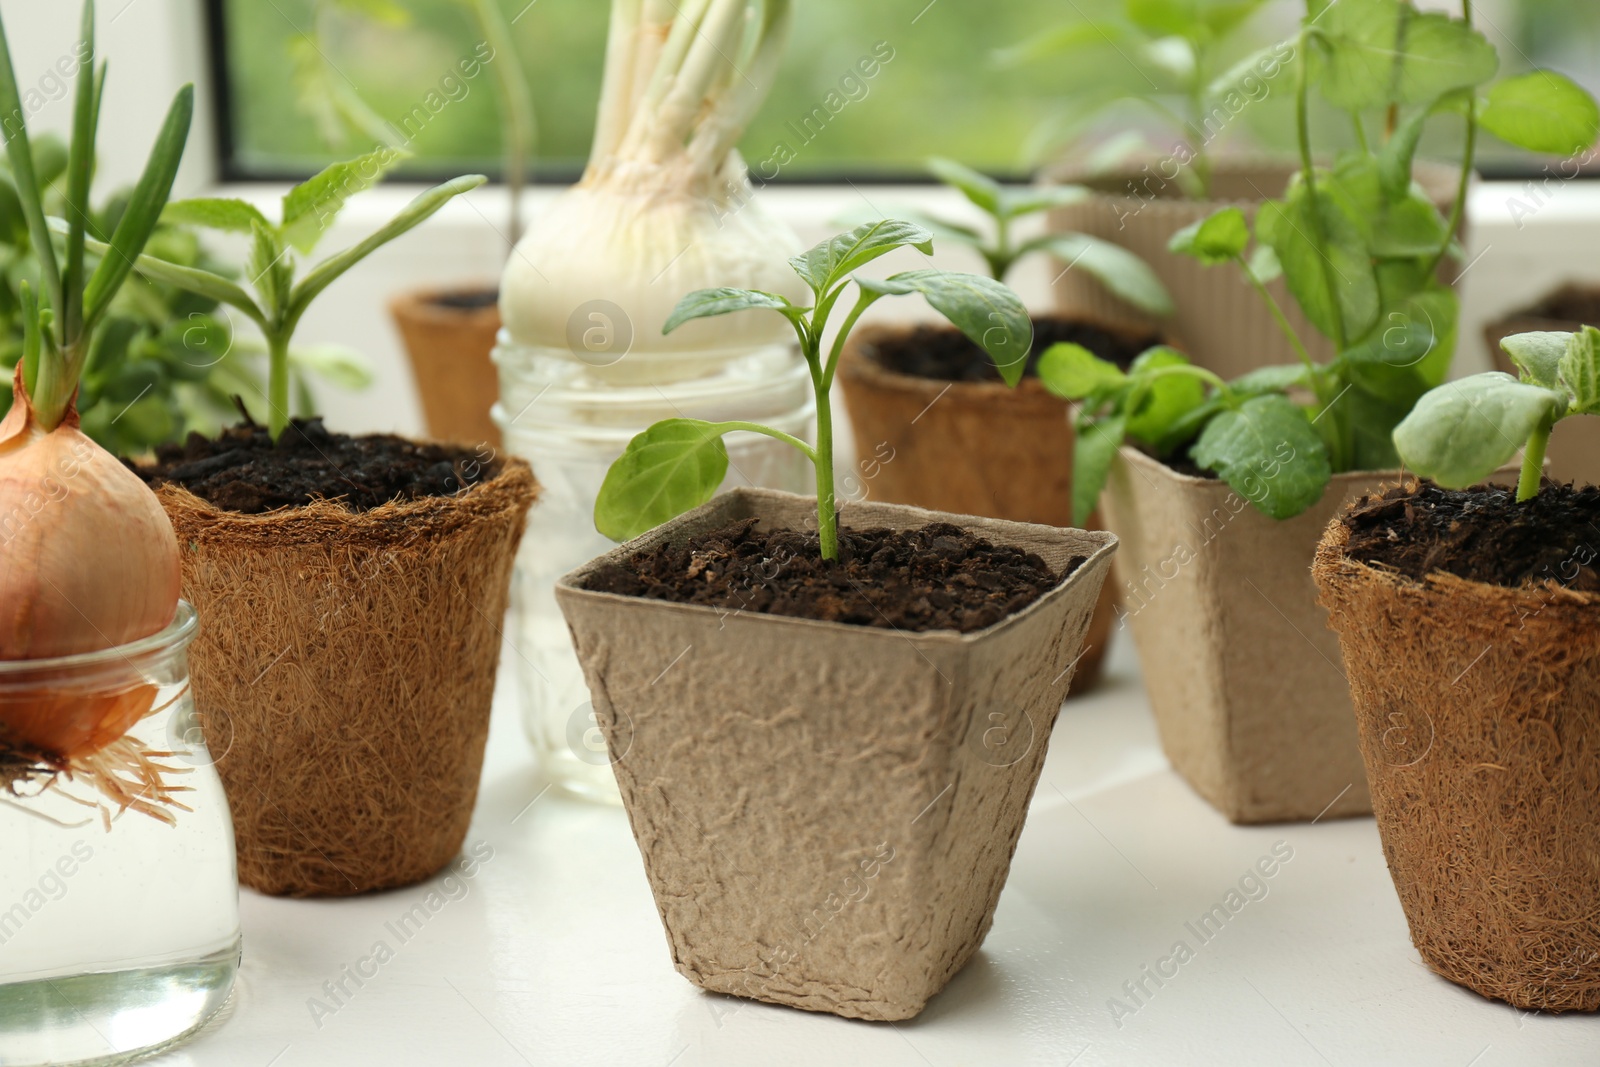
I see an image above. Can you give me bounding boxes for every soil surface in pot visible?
[872,315,1162,383]
[428,287,498,312]
[134,419,496,514]
[583,518,1079,633]
[1340,481,1600,592]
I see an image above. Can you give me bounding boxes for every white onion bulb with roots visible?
[499,0,804,385]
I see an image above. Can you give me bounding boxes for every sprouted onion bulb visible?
[500,0,805,382]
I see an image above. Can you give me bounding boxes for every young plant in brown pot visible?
[839,158,1171,694]
[1314,326,1600,1012]
[297,0,537,447]
[1043,0,1597,825]
[561,220,1118,1021]
[86,162,540,897]
[1484,283,1600,487]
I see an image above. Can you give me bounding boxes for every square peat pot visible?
[1101,447,1399,824]
[555,488,1116,1021]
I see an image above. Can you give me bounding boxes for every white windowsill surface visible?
[143,635,1600,1067]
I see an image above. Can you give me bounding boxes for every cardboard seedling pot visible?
[1483,282,1600,488]
[555,488,1116,1020]
[1314,514,1600,1012]
[1047,158,1461,381]
[837,319,1146,694]
[156,460,538,897]
[391,284,503,448]
[1100,447,1401,823]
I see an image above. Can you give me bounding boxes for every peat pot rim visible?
[840,316,1168,405]
[151,457,540,547]
[1316,506,1600,617]
[1120,443,1407,498]
[388,281,502,326]
[556,487,1118,647]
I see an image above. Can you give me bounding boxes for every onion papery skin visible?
[0,385,181,664]
[500,156,806,380]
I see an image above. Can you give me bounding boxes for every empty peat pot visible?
[1314,488,1600,1012]
[838,315,1158,694]
[142,431,538,896]
[555,488,1116,1020]
[391,283,503,448]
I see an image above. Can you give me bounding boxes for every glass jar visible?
[0,602,240,1066]
[497,341,815,803]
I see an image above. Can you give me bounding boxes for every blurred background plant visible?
[0,133,372,455]
[213,0,1600,181]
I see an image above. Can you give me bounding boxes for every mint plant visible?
[1395,327,1600,502]
[888,157,1172,316]
[72,150,484,439]
[1042,0,1599,526]
[593,220,1031,560]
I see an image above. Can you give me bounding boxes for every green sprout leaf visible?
[163,197,273,234]
[594,419,730,542]
[789,219,934,296]
[859,269,1032,385]
[280,147,405,254]
[926,157,1003,216]
[1257,181,1379,345]
[998,184,1092,219]
[1072,413,1126,528]
[1394,372,1567,488]
[1191,394,1331,519]
[1479,71,1600,156]
[1168,206,1249,265]
[1558,325,1600,413]
[1310,0,1499,111]
[1038,342,1126,400]
[1498,330,1569,389]
[1030,232,1174,316]
[1125,346,1206,442]
[662,288,809,335]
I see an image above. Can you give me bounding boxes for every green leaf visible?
[1072,413,1126,528]
[1394,373,1567,488]
[1038,342,1127,400]
[594,419,730,542]
[1205,38,1297,102]
[280,148,405,255]
[1372,191,1449,258]
[1168,206,1249,265]
[247,220,292,314]
[70,221,267,325]
[662,288,809,335]
[83,83,194,333]
[1247,244,1282,285]
[1479,72,1600,156]
[290,174,486,321]
[1257,179,1379,344]
[1499,330,1569,389]
[1310,0,1499,111]
[1125,346,1206,443]
[1559,325,1600,414]
[1232,363,1309,396]
[1375,93,1467,200]
[1202,0,1271,38]
[164,197,273,234]
[1341,384,1414,471]
[1126,0,1199,37]
[998,184,1092,219]
[1035,232,1174,316]
[62,1,96,346]
[789,219,934,296]
[927,157,1003,217]
[1340,287,1458,400]
[1192,394,1332,519]
[859,270,1032,386]
[0,12,63,317]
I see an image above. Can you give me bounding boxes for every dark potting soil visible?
[583,518,1079,634]
[1518,286,1600,326]
[134,419,496,514]
[871,315,1163,383]
[1341,481,1600,592]
[429,287,499,312]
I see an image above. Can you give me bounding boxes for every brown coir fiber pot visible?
[1314,517,1600,1012]
[391,284,503,448]
[839,318,1144,694]
[157,460,537,896]
[557,489,1116,1020]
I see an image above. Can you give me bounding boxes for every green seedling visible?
[1041,0,1599,526]
[592,220,1031,560]
[1396,327,1600,502]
